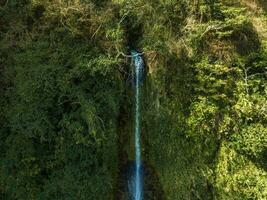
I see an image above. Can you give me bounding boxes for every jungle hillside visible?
[0,0,266,200]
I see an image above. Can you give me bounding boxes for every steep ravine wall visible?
[115,47,166,199]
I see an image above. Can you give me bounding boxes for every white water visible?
[132,50,143,200]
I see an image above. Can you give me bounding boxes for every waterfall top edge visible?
[130,50,144,57]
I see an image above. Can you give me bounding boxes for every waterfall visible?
[131,50,143,200]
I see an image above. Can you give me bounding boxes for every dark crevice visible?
[124,16,143,50]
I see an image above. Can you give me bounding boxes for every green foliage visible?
[231,124,267,161]
[142,1,267,199]
[215,142,267,200]
[0,1,123,198]
[0,0,266,199]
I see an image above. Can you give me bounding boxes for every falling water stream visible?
[131,50,143,200]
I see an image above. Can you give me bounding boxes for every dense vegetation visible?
[0,0,266,199]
